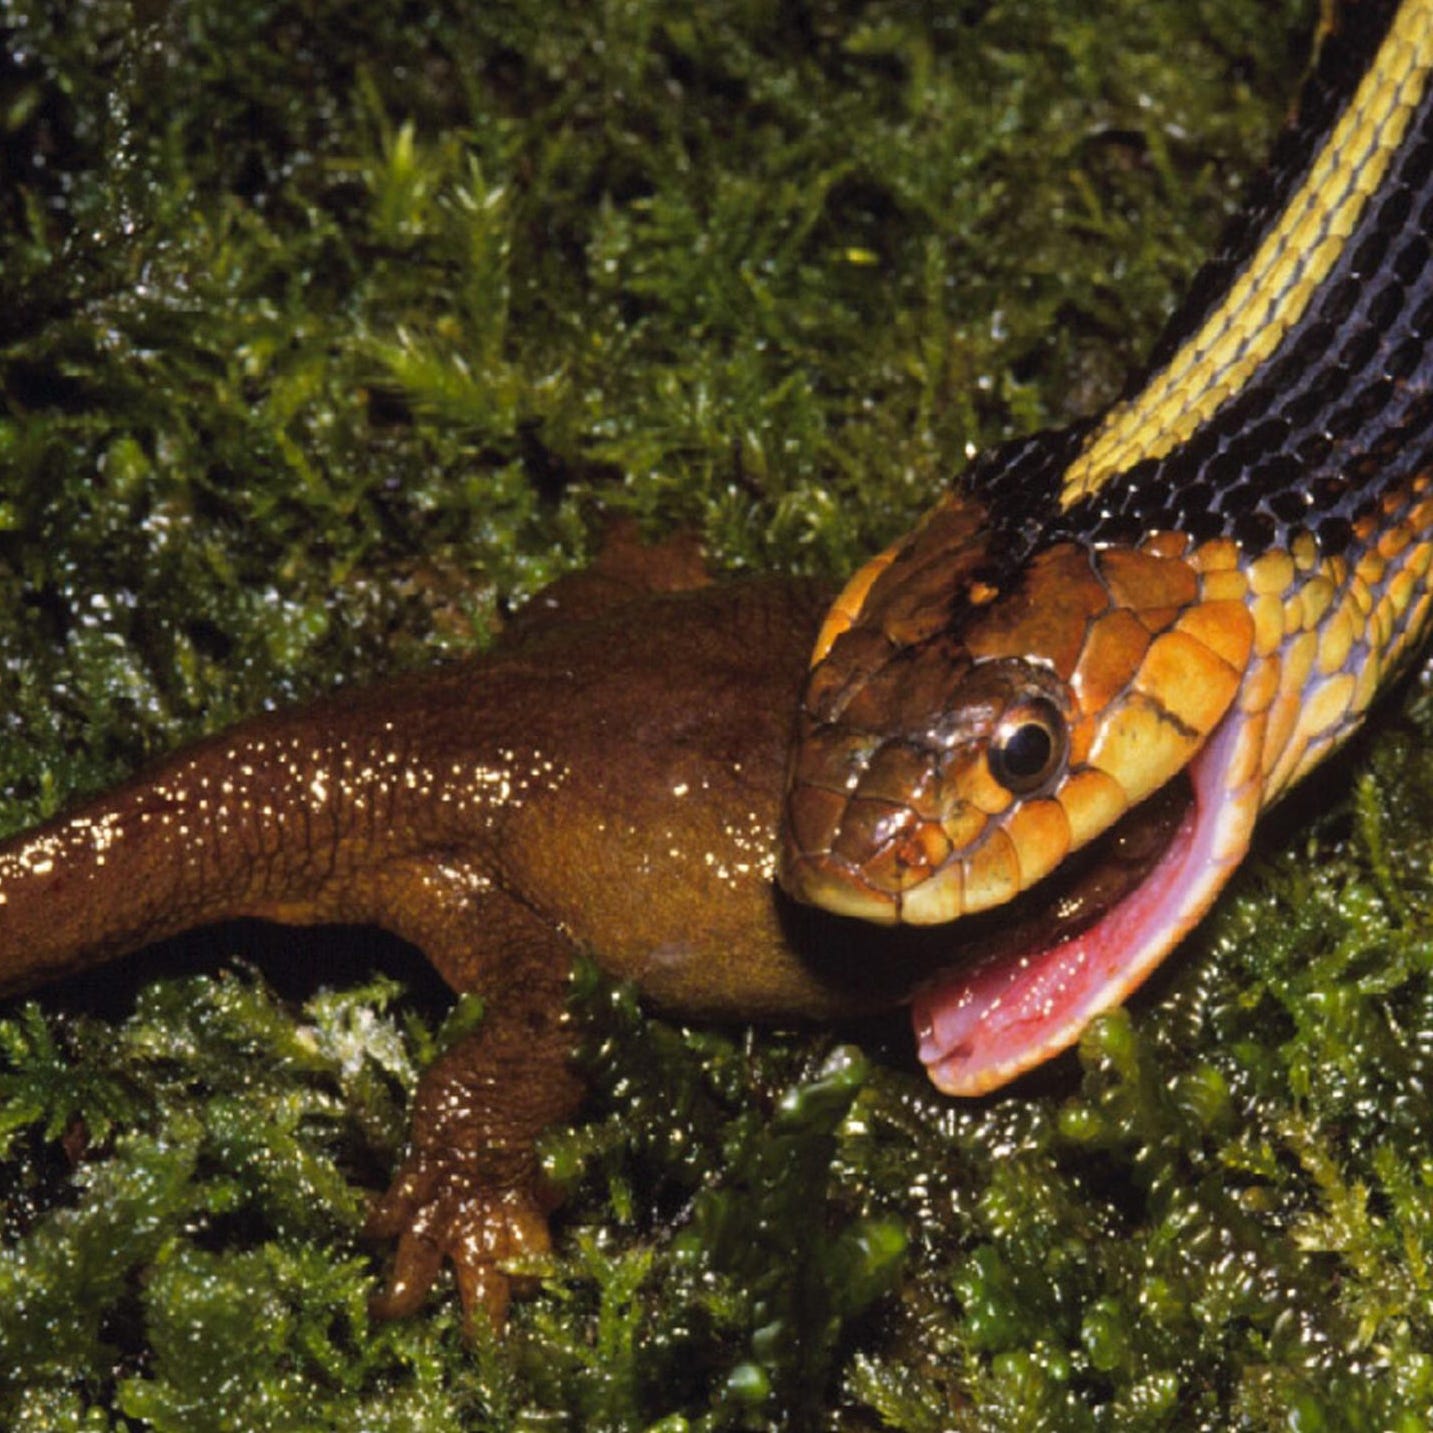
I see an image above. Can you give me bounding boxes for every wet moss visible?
[9,0,1429,1427]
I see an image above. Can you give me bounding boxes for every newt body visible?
[0,559,933,1323]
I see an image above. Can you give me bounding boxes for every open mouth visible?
[912,711,1262,1094]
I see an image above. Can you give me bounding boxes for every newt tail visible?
[0,700,434,995]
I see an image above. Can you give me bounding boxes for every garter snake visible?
[779,0,1433,1095]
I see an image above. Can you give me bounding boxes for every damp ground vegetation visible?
[5,0,1432,1428]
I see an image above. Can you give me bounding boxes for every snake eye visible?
[989,697,1067,796]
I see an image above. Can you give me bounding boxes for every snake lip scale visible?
[780,0,1433,1094]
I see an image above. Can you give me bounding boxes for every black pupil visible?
[1000,722,1053,781]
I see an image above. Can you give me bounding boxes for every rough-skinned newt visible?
[0,535,963,1327]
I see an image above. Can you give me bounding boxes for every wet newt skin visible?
[0,543,929,1327]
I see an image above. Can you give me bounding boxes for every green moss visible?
[12,0,1431,1427]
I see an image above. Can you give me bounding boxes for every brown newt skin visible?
[0,541,932,1328]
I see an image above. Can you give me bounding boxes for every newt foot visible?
[366,1153,557,1331]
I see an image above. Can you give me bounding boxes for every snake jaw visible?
[912,703,1265,1095]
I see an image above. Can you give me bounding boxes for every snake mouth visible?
[912,711,1260,1094]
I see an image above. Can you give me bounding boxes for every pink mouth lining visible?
[913,709,1263,1096]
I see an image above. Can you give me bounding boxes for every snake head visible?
[780,492,1252,921]
[779,492,1259,1092]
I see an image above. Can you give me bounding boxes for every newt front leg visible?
[356,861,583,1328]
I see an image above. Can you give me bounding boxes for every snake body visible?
[779,0,1433,1094]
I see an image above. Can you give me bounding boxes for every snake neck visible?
[877,0,1433,820]
[968,0,1433,568]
